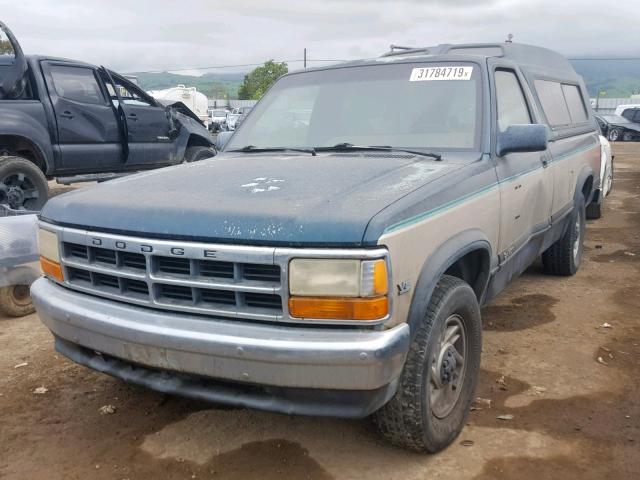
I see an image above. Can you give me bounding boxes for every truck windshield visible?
[227,62,481,152]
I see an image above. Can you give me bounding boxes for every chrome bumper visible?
[32,278,409,391]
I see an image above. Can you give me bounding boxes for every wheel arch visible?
[0,134,50,174]
[405,229,493,338]
[575,165,595,205]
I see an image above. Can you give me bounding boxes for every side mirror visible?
[215,131,233,151]
[497,124,549,157]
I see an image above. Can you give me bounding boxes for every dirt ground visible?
[1,143,639,480]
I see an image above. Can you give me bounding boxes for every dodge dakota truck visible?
[32,42,601,452]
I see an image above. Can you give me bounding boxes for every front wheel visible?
[607,129,620,142]
[542,196,586,276]
[373,275,482,452]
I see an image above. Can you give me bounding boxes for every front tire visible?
[183,146,216,163]
[542,196,586,276]
[607,129,620,142]
[373,275,482,452]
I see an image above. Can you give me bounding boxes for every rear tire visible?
[542,196,586,276]
[184,146,215,163]
[0,284,35,317]
[373,275,482,452]
[0,156,49,211]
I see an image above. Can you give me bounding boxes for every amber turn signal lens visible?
[40,256,64,282]
[372,260,388,296]
[289,296,388,321]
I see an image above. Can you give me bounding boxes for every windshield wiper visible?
[228,145,317,156]
[314,143,442,160]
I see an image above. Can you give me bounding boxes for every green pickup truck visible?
[33,42,601,452]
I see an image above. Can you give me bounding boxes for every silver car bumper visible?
[32,278,409,394]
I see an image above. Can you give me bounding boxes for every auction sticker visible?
[410,66,473,81]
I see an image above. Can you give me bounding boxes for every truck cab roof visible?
[300,42,581,84]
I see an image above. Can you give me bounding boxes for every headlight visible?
[288,258,389,321]
[38,228,64,281]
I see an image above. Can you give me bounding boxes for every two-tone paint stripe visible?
[383,142,597,234]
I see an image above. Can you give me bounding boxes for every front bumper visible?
[32,278,410,417]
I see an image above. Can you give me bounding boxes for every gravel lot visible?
[1,143,638,480]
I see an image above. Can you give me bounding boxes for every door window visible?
[50,65,105,105]
[103,73,153,106]
[0,28,15,59]
[495,70,531,132]
[621,109,634,121]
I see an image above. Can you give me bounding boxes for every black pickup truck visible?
[0,21,215,210]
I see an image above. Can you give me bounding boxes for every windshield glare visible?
[227,62,481,151]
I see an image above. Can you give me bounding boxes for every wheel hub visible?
[439,345,458,385]
[11,285,31,306]
[6,185,25,209]
[429,314,467,419]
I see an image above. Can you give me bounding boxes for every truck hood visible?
[41,153,465,246]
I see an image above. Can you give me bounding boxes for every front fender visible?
[173,113,214,161]
[405,229,492,338]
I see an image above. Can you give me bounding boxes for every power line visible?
[568,57,640,61]
[129,58,349,75]
[128,56,640,75]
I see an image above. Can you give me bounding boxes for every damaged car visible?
[594,114,640,142]
[0,21,215,210]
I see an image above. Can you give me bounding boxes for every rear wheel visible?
[184,146,215,163]
[542,196,585,276]
[373,275,481,452]
[0,156,49,211]
[604,159,613,196]
[0,284,35,317]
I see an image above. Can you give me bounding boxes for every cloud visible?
[0,0,637,74]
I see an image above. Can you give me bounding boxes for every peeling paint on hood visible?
[40,152,471,246]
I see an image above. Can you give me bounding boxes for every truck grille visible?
[60,238,283,321]
[42,223,390,325]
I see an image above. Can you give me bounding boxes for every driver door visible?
[491,65,554,263]
[101,71,176,167]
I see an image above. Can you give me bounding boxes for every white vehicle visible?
[148,85,210,126]
[208,109,228,132]
[614,104,640,117]
[586,135,614,219]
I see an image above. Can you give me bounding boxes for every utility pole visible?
[304,48,307,69]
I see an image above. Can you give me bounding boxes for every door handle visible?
[127,113,138,121]
[60,110,74,119]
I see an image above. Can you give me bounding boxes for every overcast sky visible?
[1,0,637,75]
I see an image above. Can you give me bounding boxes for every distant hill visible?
[570,59,640,98]
[131,71,245,99]
[130,60,640,100]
